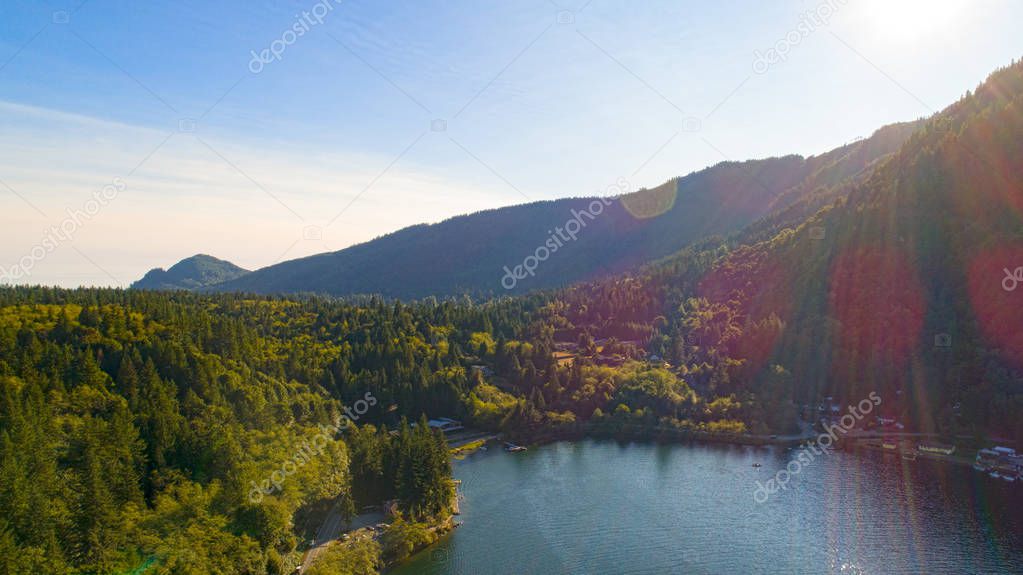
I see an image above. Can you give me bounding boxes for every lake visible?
[391,439,1023,575]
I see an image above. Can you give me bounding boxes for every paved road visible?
[300,505,345,572]
[301,509,384,572]
[448,432,499,449]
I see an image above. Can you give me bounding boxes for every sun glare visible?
[855,0,968,43]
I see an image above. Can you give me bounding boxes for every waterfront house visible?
[975,447,1022,475]
[976,448,1000,469]
[427,418,464,433]
[917,442,956,456]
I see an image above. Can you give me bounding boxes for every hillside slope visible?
[209,127,914,299]
[653,59,1023,437]
[132,254,249,291]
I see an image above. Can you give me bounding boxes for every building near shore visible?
[918,442,956,456]
[428,418,464,433]
[975,446,1022,476]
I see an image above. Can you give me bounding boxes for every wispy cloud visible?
[0,101,517,287]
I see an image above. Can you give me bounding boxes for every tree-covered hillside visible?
[556,59,1023,442]
[0,282,769,573]
[0,288,475,574]
[196,125,913,300]
[132,254,250,291]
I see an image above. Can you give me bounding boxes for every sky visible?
[1,0,1021,287]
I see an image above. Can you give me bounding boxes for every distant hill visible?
[203,125,915,300]
[132,254,249,291]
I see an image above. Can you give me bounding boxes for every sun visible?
[854,0,968,43]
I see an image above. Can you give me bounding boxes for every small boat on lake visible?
[504,442,527,452]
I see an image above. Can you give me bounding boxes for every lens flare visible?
[620,181,677,220]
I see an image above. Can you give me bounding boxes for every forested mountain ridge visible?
[183,123,915,300]
[132,254,249,291]
[736,58,1023,433]
[554,58,1023,440]
[742,120,923,245]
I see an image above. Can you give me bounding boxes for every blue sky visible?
[1,0,1021,287]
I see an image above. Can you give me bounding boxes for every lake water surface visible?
[392,439,1023,575]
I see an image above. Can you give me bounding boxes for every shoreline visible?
[400,429,1011,568]
[500,424,1012,477]
[507,423,810,449]
[379,433,1023,575]
[844,438,979,469]
[380,512,460,573]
